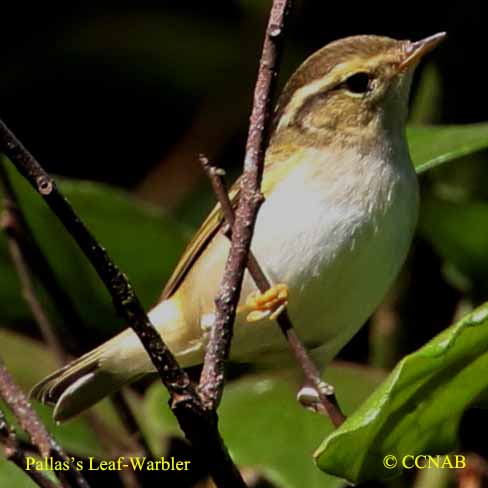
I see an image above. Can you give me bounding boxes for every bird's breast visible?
[230,145,418,364]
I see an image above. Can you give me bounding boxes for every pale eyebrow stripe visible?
[277,69,345,130]
[277,54,384,131]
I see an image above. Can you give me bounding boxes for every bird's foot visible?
[245,283,289,322]
[297,381,335,413]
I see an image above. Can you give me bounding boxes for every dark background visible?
[1,0,486,193]
[1,1,487,486]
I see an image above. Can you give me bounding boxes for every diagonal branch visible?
[0,158,154,473]
[0,120,246,488]
[0,359,90,488]
[0,360,53,460]
[0,160,86,360]
[0,408,58,488]
[0,162,67,363]
[0,1,297,485]
[199,157,346,426]
[199,0,293,409]
[0,123,193,397]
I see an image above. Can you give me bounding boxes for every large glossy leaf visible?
[0,162,187,335]
[315,303,488,483]
[408,123,488,173]
[2,120,488,333]
[142,364,385,488]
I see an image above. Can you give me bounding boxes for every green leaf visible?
[171,122,488,234]
[314,303,488,483]
[408,124,488,174]
[143,364,385,488]
[0,458,49,488]
[419,196,488,285]
[0,162,187,335]
[409,63,442,125]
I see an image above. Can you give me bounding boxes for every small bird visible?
[32,33,445,422]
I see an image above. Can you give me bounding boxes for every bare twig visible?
[0,159,154,473]
[1,229,66,362]
[199,156,346,426]
[0,361,51,459]
[0,125,192,396]
[0,0,298,484]
[0,408,58,488]
[0,123,245,486]
[0,159,86,359]
[199,0,293,410]
[81,410,141,488]
[0,359,89,488]
[111,391,152,457]
[0,162,67,362]
[1,162,140,485]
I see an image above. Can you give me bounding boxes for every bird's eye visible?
[344,72,372,94]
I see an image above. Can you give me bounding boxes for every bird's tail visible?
[30,298,202,422]
[30,331,145,422]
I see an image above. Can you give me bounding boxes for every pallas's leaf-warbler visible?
[32,33,445,421]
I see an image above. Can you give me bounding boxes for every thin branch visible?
[0,162,66,362]
[111,390,152,457]
[2,229,66,362]
[0,159,85,360]
[0,159,154,469]
[0,1,297,484]
[200,157,346,426]
[0,359,89,488]
[82,410,141,488]
[0,191,95,484]
[199,0,292,409]
[0,127,192,395]
[0,408,58,488]
[0,122,245,487]
[0,360,51,459]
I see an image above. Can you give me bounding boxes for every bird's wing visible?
[160,182,240,300]
[160,156,287,301]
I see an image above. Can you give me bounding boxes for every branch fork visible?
[199,156,345,427]
[0,2,345,488]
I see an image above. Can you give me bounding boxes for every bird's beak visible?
[399,32,447,71]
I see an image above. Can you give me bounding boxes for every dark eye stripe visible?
[291,90,333,127]
[282,71,373,129]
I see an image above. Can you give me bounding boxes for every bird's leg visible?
[244,283,289,322]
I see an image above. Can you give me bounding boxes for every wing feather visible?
[161,184,240,299]
[160,157,287,300]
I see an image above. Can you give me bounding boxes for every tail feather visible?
[30,298,203,422]
[31,348,103,406]
[30,342,140,422]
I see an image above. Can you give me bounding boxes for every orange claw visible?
[245,283,289,322]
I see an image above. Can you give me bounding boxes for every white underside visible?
[228,147,418,366]
[143,144,419,371]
